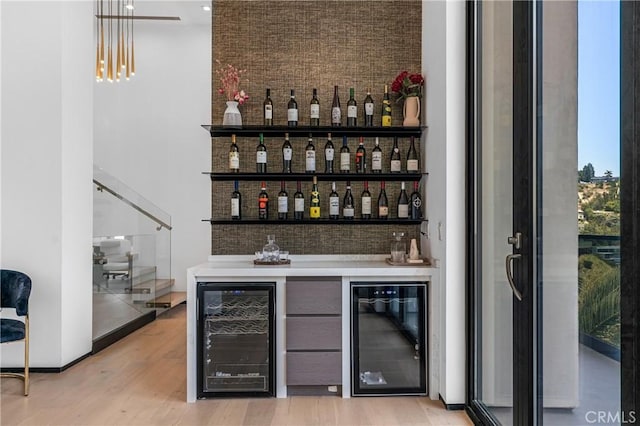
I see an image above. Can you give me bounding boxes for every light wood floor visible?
[1,304,472,426]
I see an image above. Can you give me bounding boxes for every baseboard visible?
[92,310,156,354]
[0,352,92,374]
[439,394,465,410]
[2,312,156,373]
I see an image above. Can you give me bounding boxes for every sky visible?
[577,0,620,177]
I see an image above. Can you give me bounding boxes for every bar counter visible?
[186,255,440,402]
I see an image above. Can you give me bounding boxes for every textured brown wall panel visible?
[212,222,422,255]
[211,0,422,255]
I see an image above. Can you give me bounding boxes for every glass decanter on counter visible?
[391,231,407,263]
[262,234,280,262]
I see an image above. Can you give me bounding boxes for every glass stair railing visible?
[93,165,174,343]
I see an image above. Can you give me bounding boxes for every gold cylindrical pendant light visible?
[95,16,101,80]
[130,0,135,76]
[115,0,121,81]
[95,0,137,82]
[120,32,126,70]
[95,0,105,81]
[107,45,113,82]
[99,21,105,77]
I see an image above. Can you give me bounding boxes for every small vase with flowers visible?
[391,70,425,127]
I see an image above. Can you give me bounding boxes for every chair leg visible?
[0,317,29,396]
[24,315,29,396]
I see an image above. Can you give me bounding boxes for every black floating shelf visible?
[202,125,423,138]
[203,218,423,225]
[204,172,425,181]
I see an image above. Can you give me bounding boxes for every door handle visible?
[505,253,523,301]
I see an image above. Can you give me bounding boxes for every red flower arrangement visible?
[215,60,250,105]
[391,70,425,101]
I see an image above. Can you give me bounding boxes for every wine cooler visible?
[351,282,427,396]
[197,282,275,398]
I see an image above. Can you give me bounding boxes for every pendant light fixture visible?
[95,0,135,83]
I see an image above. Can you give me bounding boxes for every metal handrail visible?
[93,179,173,231]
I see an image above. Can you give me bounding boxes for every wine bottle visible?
[410,180,423,220]
[324,133,335,173]
[277,180,288,220]
[256,133,267,173]
[347,87,357,127]
[263,88,273,126]
[282,132,293,173]
[329,181,340,220]
[378,180,389,220]
[331,85,341,127]
[340,136,350,173]
[343,181,355,220]
[371,137,382,173]
[407,136,419,172]
[305,134,316,173]
[355,136,366,173]
[310,88,320,126]
[294,180,304,220]
[231,180,241,220]
[363,88,374,127]
[288,89,298,127]
[258,181,269,220]
[381,84,392,127]
[310,175,321,219]
[361,180,372,220]
[397,181,409,219]
[229,134,240,172]
[390,137,401,172]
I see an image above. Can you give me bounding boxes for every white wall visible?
[93,1,211,291]
[1,1,93,367]
[423,0,467,405]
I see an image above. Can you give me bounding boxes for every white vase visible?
[223,101,242,128]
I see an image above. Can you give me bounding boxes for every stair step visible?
[147,291,186,309]
[131,278,174,291]
[129,278,175,303]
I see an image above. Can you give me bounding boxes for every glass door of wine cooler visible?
[197,283,275,398]
[351,282,427,395]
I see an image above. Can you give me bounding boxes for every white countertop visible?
[188,254,438,278]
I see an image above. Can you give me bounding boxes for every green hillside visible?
[578,254,620,347]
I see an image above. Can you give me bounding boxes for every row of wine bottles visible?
[230,179,423,221]
[229,133,420,174]
[264,85,394,127]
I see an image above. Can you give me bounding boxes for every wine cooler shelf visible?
[203,219,424,225]
[205,172,426,181]
[204,297,269,320]
[205,319,269,335]
[207,374,267,390]
[202,125,424,138]
[206,364,268,390]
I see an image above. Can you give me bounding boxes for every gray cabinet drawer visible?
[286,317,342,350]
[286,352,342,385]
[286,279,341,315]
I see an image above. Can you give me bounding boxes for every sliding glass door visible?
[468,1,531,423]
[468,1,624,425]
[472,0,515,422]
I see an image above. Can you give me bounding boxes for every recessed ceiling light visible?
[202,5,211,12]
[125,4,134,10]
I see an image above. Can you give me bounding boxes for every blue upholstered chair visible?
[1,269,31,395]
